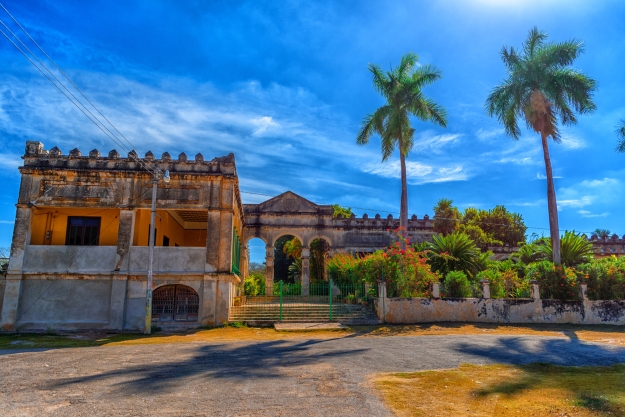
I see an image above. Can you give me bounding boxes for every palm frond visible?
[369,64,392,99]
[411,64,443,88]
[396,52,418,79]
[536,39,584,68]
[616,119,625,153]
[523,26,547,57]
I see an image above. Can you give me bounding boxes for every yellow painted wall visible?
[133,209,206,247]
[30,208,120,246]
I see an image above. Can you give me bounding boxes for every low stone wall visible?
[375,297,625,325]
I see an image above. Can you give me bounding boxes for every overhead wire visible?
[238,190,600,236]
[0,5,160,175]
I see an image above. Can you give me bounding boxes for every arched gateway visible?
[241,191,434,295]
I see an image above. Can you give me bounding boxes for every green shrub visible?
[536,231,594,267]
[444,271,472,298]
[526,260,579,300]
[244,272,266,296]
[575,256,625,300]
[476,267,530,298]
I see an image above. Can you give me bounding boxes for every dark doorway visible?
[152,285,199,322]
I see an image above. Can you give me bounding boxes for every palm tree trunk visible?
[399,150,409,249]
[540,132,562,265]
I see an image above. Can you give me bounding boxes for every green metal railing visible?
[231,227,241,275]
[233,280,374,322]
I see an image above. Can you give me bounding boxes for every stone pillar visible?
[240,244,249,280]
[432,282,440,299]
[580,283,588,300]
[114,209,135,271]
[530,280,540,300]
[480,279,491,299]
[206,208,234,274]
[1,207,32,331]
[110,209,134,330]
[301,247,310,296]
[265,245,274,295]
[378,280,387,299]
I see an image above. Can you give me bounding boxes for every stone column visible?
[432,282,440,299]
[530,280,540,300]
[240,244,249,280]
[480,279,491,299]
[110,209,135,330]
[265,245,274,295]
[301,247,310,296]
[1,207,32,331]
[580,283,588,300]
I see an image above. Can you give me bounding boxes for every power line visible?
[0,5,159,175]
[0,3,140,158]
[238,190,601,235]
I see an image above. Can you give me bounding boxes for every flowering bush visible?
[575,256,625,300]
[244,272,266,296]
[327,229,439,298]
[526,260,579,300]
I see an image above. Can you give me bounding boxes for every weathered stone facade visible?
[242,192,435,295]
[1,141,244,331]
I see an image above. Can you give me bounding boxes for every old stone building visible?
[1,141,244,331]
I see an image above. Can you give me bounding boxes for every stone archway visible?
[152,285,199,322]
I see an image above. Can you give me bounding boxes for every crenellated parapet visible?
[22,141,237,176]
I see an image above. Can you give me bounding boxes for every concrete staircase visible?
[229,303,381,325]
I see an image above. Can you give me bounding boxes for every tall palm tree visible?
[616,119,625,153]
[357,53,447,239]
[485,27,596,265]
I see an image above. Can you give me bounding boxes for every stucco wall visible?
[376,297,625,325]
[16,278,113,330]
[22,246,118,273]
[127,247,206,273]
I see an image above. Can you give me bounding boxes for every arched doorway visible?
[152,285,199,322]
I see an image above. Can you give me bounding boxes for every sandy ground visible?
[2,330,625,416]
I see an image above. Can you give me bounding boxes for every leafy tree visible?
[273,235,297,283]
[310,238,330,282]
[357,53,447,241]
[332,204,353,218]
[593,229,611,239]
[616,119,625,153]
[248,261,266,276]
[433,198,460,236]
[486,27,597,265]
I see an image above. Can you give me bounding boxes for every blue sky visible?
[1,0,624,263]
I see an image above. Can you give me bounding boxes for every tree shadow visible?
[454,331,625,366]
[455,333,625,414]
[473,362,625,415]
[46,338,368,394]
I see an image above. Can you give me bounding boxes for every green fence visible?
[233,280,374,322]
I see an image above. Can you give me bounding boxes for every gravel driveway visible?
[2,334,625,416]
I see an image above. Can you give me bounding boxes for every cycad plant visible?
[486,27,596,265]
[357,53,447,240]
[427,232,481,278]
[537,231,594,267]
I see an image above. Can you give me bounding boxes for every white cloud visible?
[363,160,467,185]
[476,128,504,142]
[414,131,462,153]
[559,133,586,150]
[558,196,593,209]
[251,116,279,136]
[0,220,14,224]
[578,210,609,218]
[536,173,562,180]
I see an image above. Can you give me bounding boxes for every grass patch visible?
[374,363,625,416]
